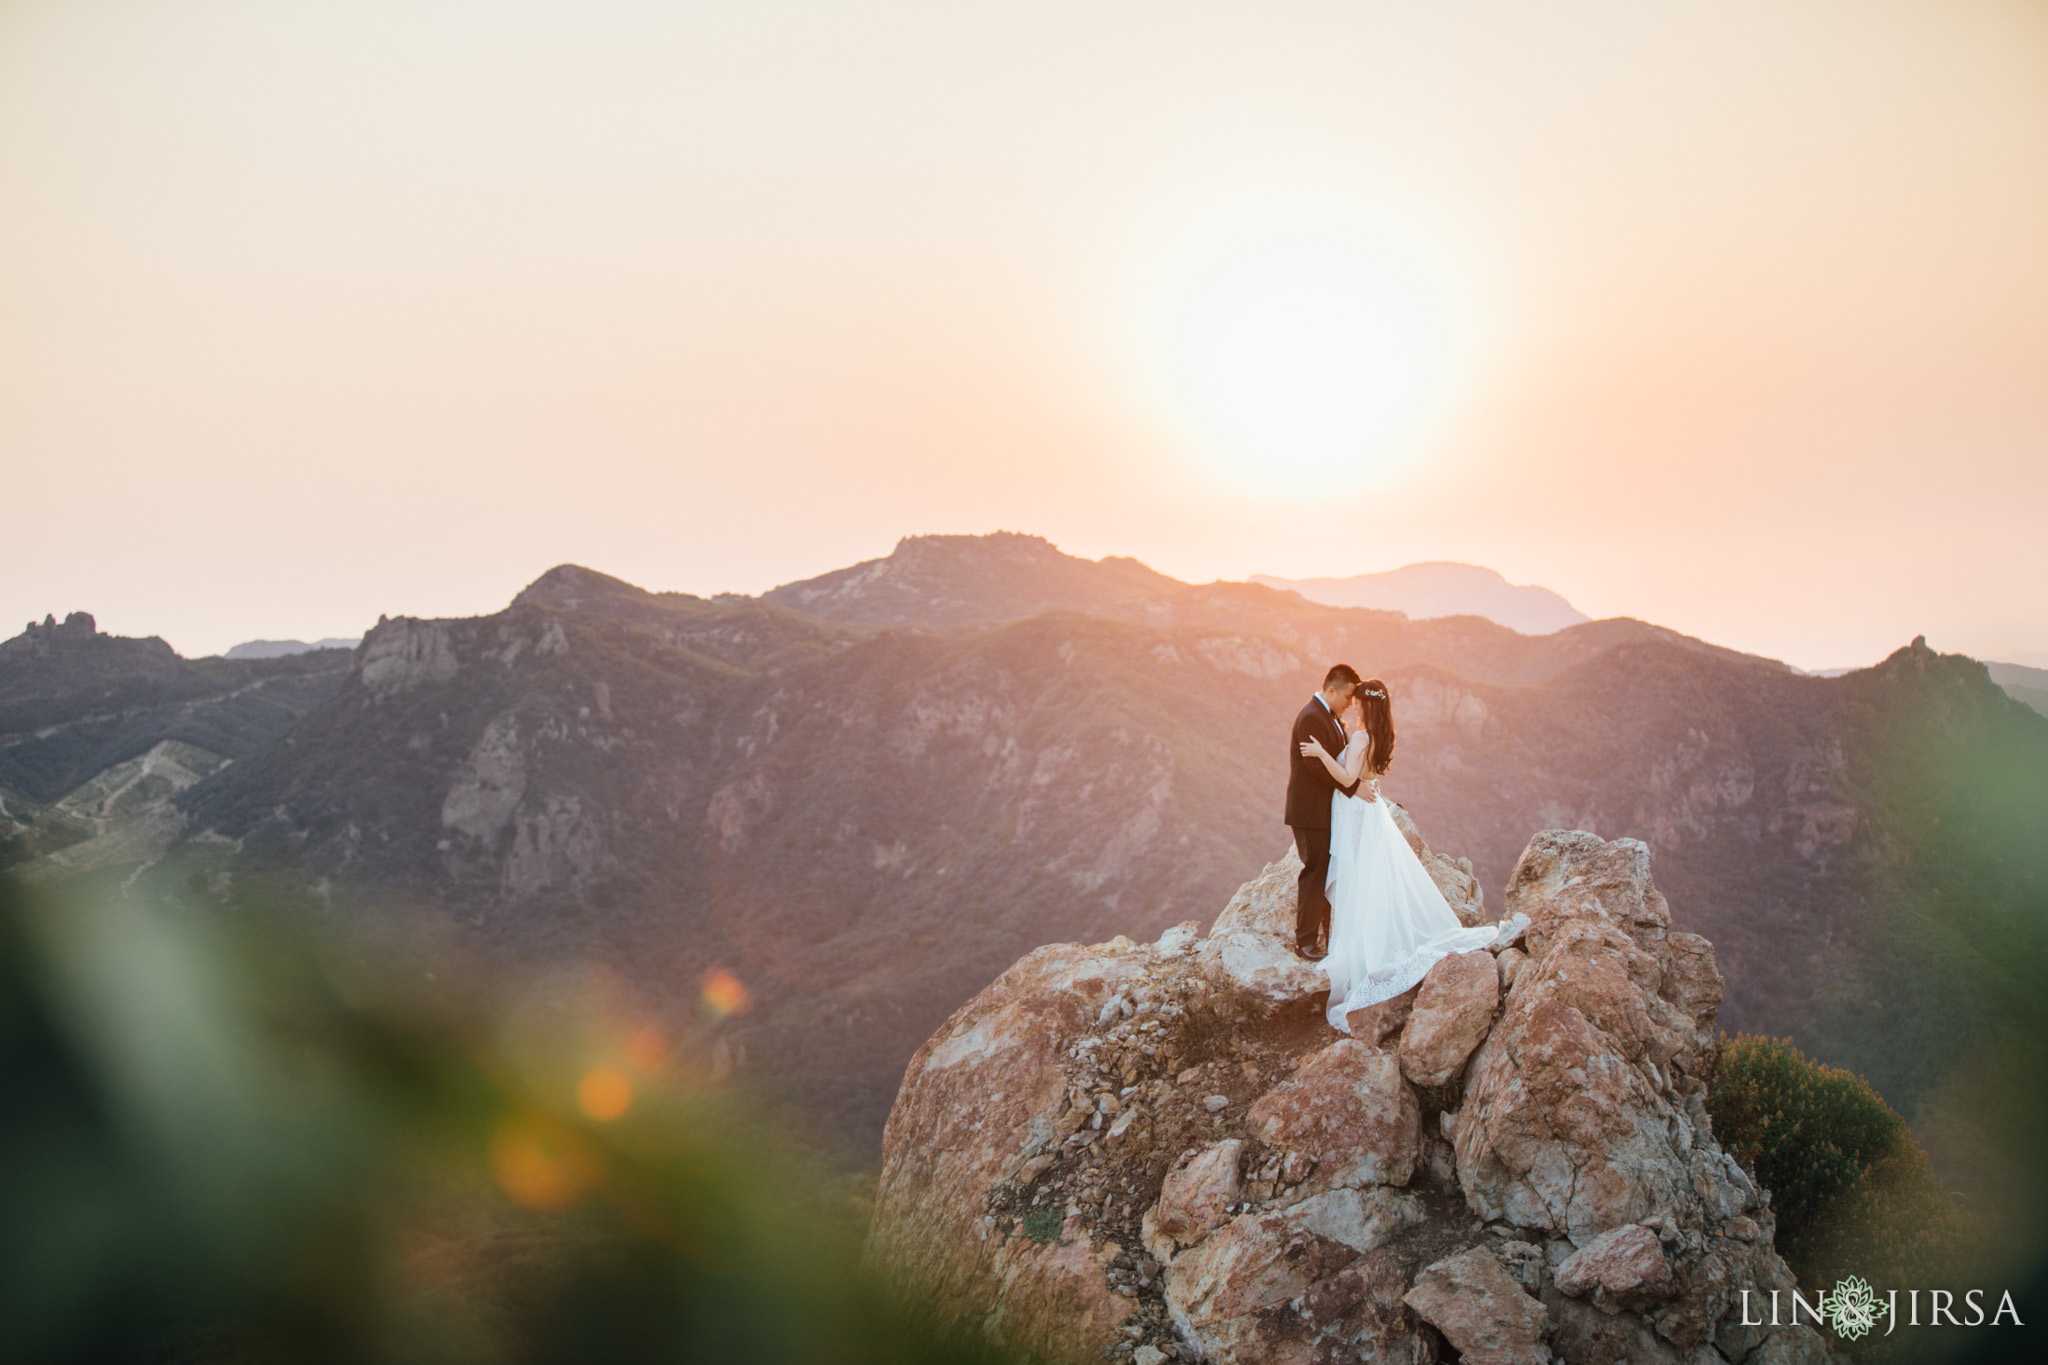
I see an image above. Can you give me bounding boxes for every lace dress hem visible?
[1322,926,1500,1032]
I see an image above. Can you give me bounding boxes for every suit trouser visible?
[1292,824,1332,952]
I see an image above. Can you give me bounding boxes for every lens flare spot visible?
[623,1026,670,1072]
[700,967,751,1020]
[488,1121,584,1210]
[577,1067,632,1122]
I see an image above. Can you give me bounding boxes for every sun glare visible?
[1133,195,1471,494]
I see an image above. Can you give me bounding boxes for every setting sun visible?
[1133,195,1470,494]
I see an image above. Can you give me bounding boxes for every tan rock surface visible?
[1397,950,1500,1087]
[1154,1139,1243,1248]
[1199,929,1327,1007]
[1403,1246,1549,1365]
[1246,1040,1419,1189]
[866,826,1824,1365]
[1553,1222,1677,1312]
[1455,833,1734,1247]
[865,939,1153,1359]
[1345,981,1420,1046]
[1208,847,1303,938]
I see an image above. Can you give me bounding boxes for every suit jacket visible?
[1285,696,1362,829]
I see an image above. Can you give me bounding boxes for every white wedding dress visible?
[1321,732,1499,1033]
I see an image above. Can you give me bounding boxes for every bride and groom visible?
[1287,664,1497,1033]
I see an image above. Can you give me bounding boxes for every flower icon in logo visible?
[1828,1275,1881,1341]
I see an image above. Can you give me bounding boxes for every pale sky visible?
[3,0,2044,669]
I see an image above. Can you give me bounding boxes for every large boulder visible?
[1245,1041,1419,1190]
[863,938,1156,1360]
[1154,1139,1243,1248]
[1552,1222,1677,1312]
[865,831,1825,1365]
[1455,832,1731,1247]
[1403,1246,1549,1365]
[1199,929,1327,1006]
[1396,950,1500,1087]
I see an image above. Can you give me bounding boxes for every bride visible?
[1298,678,1499,1033]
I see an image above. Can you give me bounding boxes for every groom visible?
[1286,664,1373,959]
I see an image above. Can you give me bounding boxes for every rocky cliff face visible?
[19,539,2045,1169]
[866,825,1830,1365]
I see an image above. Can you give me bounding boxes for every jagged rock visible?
[865,825,1826,1365]
[983,1221,1137,1358]
[1403,1246,1548,1365]
[1489,912,1531,950]
[1200,929,1327,1007]
[1288,1186,1426,1252]
[866,939,1154,1359]
[1155,921,1201,958]
[1209,849,1303,938]
[1164,1207,1355,1356]
[1495,946,1528,991]
[1454,937,1693,1240]
[1346,982,1420,1046]
[1505,830,1671,959]
[1155,1140,1243,1247]
[1396,950,1500,1087]
[1454,832,1731,1247]
[1547,1287,1683,1364]
[1246,1040,1418,1189]
[358,616,462,692]
[1494,1238,1545,1294]
[1651,1226,1792,1350]
[1658,931,1724,1078]
[1553,1223,1677,1312]
[1162,1192,1420,1361]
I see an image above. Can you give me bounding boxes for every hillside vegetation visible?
[8,537,2046,1181]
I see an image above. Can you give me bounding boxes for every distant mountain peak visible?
[511,563,654,612]
[764,531,1180,628]
[1252,562,1590,636]
[1,611,177,663]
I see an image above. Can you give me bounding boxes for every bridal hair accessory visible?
[1361,687,1386,698]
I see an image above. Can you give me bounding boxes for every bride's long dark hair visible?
[1353,678,1396,776]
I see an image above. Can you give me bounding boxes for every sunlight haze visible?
[2,0,2044,669]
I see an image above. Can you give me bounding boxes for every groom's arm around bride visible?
[1284,665,1367,959]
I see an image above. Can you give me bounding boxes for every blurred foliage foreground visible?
[0,875,1013,1365]
[1707,1034,1982,1293]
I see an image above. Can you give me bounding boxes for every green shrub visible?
[1019,1204,1066,1246]
[1707,1033,1979,1290]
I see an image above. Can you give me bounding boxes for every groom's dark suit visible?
[1286,695,1362,955]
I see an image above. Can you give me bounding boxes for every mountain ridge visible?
[8,535,2043,1170]
[1253,562,1591,635]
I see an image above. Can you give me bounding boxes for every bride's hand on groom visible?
[1299,739,1327,759]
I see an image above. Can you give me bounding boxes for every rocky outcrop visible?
[1404,1246,1548,1365]
[1396,950,1499,1087]
[865,823,1827,1364]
